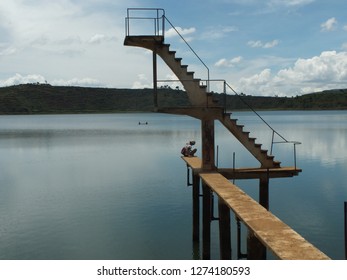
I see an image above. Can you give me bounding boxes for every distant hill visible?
[0,84,347,114]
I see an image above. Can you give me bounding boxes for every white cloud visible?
[236,51,347,96]
[0,73,47,87]
[51,77,104,87]
[88,34,116,44]
[247,40,279,48]
[215,56,243,67]
[343,25,347,31]
[165,27,196,38]
[201,25,238,40]
[248,40,263,48]
[132,74,152,89]
[269,0,315,7]
[321,17,338,32]
[0,46,16,56]
[0,73,104,87]
[263,40,279,48]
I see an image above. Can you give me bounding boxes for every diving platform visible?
[183,156,301,179]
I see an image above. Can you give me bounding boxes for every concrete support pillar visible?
[201,120,215,169]
[201,119,215,260]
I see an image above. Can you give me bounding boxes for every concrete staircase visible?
[124,35,280,168]
[219,113,281,168]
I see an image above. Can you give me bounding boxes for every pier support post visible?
[202,182,211,259]
[201,119,215,260]
[247,176,269,260]
[259,175,269,210]
[192,174,200,243]
[201,120,215,170]
[218,198,231,259]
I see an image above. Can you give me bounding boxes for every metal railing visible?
[125,8,165,37]
[224,80,301,169]
[125,8,210,92]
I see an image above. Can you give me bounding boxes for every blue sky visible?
[0,0,346,96]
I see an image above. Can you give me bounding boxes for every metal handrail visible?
[163,16,210,93]
[125,8,210,92]
[125,8,165,37]
[224,81,301,168]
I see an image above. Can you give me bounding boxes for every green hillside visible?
[0,84,347,114]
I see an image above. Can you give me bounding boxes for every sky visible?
[0,0,347,96]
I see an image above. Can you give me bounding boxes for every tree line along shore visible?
[0,84,347,114]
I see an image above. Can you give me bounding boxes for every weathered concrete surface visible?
[200,172,330,260]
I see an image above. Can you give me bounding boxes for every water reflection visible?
[0,112,346,259]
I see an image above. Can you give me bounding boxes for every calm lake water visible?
[0,111,346,260]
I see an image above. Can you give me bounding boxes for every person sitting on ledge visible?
[181,141,197,157]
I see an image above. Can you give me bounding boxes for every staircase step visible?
[181,65,188,69]
[187,71,194,76]
[175,58,182,62]
[169,50,176,55]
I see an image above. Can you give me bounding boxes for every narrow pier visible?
[183,156,330,260]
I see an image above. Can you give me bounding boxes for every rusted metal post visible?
[201,119,215,259]
[218,198,231,259]
[192,174,200,243]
